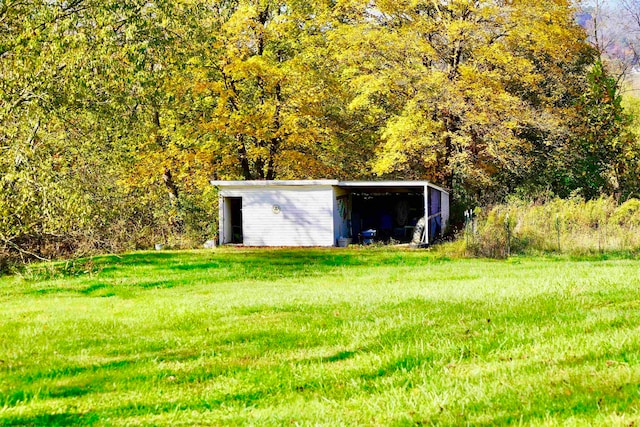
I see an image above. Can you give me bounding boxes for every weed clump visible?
[465,196,640,257]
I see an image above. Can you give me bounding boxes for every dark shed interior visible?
[348,189,425,243]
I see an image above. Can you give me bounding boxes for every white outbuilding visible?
[210,180,449,247]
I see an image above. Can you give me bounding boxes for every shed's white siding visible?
[220,185,335,246]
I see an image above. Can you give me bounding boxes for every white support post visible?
[218,194,224,245]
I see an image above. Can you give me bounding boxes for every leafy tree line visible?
[0,0,637,267]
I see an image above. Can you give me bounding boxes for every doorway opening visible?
[223,197,243,244]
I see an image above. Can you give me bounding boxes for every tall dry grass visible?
[466,197,640,257]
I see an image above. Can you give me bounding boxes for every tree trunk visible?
[237,137,252,179]
[162,168,179,202]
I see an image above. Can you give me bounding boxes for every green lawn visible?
[1,247,640,426]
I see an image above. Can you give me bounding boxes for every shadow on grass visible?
[18,248,443,296]
[69,248,441,275]
[3,359,141,407]
[322,350,359,363]
[0,412,100,426]
[31,283,117,297]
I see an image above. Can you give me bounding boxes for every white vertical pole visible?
[218,194,224,245]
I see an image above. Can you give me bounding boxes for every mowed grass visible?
[1,248,640,426]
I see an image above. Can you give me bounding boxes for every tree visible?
[331,0,595,203]
[0,0,98,260]
[0,0,202,262]
[162,0,359,181]
[550,60,633,199]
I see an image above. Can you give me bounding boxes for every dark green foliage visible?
[555,61,633,199]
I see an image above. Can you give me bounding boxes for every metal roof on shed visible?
[210,180,338,187]
[210,180,448,194]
